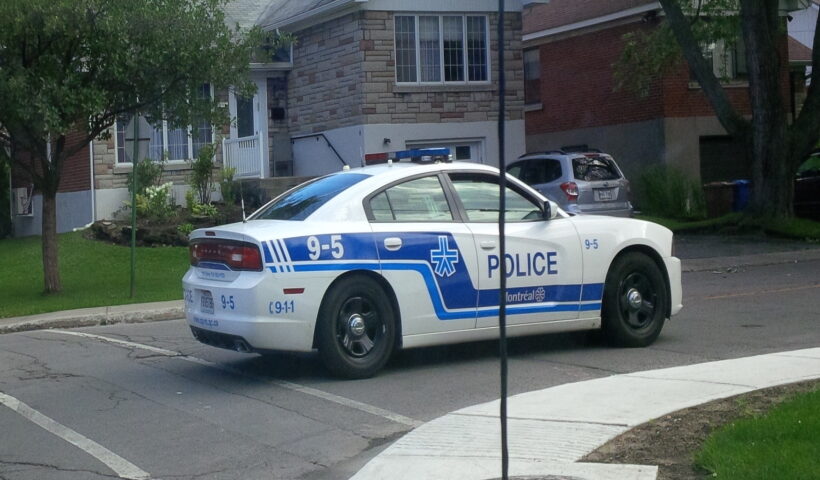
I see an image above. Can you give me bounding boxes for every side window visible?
[507,163,524,179]
[543,159,563,183]
[449,172,542,222]
[368,176,454,222]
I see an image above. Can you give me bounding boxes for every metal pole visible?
[130,114,139,298]
[497,1,509,479]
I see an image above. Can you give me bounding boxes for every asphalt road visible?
[0,255,818,479]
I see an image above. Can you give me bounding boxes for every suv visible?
[507,149,633,217]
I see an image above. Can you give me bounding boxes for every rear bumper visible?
[568,203,633,217]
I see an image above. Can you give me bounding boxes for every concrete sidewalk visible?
[350,348,820,480]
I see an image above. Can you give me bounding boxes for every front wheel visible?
[602,252,668,347]
[316,276,396,379]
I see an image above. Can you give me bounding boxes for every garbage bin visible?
[732,179,751,211]
[703,181,734,218]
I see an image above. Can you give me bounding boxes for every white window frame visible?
[394,14,491,85]
[115,84,215,164]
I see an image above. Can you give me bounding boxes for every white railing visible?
[223,134,264,178]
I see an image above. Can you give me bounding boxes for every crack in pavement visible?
[0,459,119,478]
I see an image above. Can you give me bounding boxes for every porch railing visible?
[222,134,264,178]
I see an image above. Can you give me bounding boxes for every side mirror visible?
[542,200,551,220]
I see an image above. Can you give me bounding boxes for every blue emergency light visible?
[364,148,451,165]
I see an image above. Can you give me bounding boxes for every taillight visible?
[560,182,579,201]
[189,239,263,271]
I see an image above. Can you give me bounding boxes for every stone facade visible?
[287,10,524,135]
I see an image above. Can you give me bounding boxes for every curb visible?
[0,301,184,335]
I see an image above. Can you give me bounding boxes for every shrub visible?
[177,223,194,236]
[220,167,237,205]
[189,144,216,205]
[136,182,174,221]
[636,165,706,220]
[127,157,165,195]
[192,201,218,219]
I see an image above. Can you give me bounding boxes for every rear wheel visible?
[602,252,667,347]
[316,276,395,379]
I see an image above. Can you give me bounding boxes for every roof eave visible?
[261,0,365,31]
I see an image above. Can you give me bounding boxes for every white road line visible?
[0,391,151,480]
[49,330,422,428]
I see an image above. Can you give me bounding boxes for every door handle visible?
[479,240,497,250]
[384,237,402,251]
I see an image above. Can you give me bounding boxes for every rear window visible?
[251,173,369,221]
[572,156,621,181]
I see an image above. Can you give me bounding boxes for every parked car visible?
[794,151,820,221]
[183,150,681,378]
[507,150,633,217]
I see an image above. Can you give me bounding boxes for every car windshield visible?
[251,173,369,221]
[797,155,820,177]
[572,156,621,181]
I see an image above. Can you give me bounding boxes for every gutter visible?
[260,0,365,31]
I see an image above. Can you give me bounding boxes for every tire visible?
[602,252,668,347]
[316,275,396,379]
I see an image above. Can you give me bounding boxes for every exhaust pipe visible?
[233,339,252,353]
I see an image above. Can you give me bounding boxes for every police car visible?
[183,149,682,378]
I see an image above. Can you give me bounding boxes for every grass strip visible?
[695,387,820,479]
[0,231,188,318]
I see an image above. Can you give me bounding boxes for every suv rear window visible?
[251,173,369,221]
[572,156,621,181]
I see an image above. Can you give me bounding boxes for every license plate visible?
[200,291,214,314]
[595,188,614,202]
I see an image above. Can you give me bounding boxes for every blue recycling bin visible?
[732,179,751,211]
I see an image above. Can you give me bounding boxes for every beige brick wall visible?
[288,10,524,135]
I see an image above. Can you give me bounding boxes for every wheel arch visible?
[311,270,403,350]
[606,244,672,318]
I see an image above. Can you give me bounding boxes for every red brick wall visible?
[525,23,665,136]
[10,130,90,193]
[58,130,91,193]
[526,21,792,135]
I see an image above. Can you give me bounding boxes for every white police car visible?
[183,150,682,378]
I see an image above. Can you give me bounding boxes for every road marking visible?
[0,391,151,480]
[704,283,820,300]
[49,330,422,428]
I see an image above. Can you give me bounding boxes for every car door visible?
[443,171,584,329]
[366,173,480,336]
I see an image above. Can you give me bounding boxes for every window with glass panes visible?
[116,84,214,163]
[395,15,489,84]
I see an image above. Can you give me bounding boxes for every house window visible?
[395,15,489,84]
[698,38,748,81]
[524,48,541,104]
[116,84,213,163]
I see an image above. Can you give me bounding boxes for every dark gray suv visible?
[507,150,633,217]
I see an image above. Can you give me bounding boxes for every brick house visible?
[10,0,528,234]
[521,0,804,194]
[253,0,526,177]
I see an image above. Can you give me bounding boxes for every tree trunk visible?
[741,0,792,217]
[41,189,61,293]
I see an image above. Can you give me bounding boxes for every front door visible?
[443,171,584,329]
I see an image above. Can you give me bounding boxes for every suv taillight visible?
[560,182,579,201]
[190,240,263,271]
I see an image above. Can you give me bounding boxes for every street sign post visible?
[123,114,151,298]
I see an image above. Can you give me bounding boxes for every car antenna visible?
[239,180,247,223]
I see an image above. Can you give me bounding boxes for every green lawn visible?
[0,231,189,318]
[695,387,820,479]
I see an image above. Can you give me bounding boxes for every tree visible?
[0,0,262,293]
[618,0,820,217]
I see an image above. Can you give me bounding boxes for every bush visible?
[189,144,216,204]
[127,157,165,195]
[220,167,237,204]
[135,182,174,221]
[636,165,706,220]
